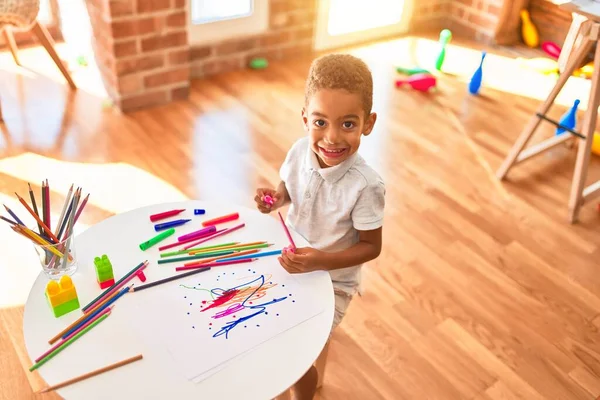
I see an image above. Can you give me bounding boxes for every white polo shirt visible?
[279,137,386,295]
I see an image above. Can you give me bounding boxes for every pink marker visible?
[263,195,274,206]
[183,223,245,250]
[178,225,216,242]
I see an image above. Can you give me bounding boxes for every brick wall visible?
[410,0,450,33]
[86,0,191,112]
[189,0,316,78]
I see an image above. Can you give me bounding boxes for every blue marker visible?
[468,51,486,95]
[154,218,191,231]
[216,250,283,263]
[556,99,580,136]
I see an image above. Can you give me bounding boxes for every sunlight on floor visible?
[350,36,592,110]
[0,154,189,307]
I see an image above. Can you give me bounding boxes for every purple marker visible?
[177,225,216,242]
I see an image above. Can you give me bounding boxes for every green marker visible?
[139,228,175,251]
[396,66,430,75]
[435,29,452,71]
[249,57,268,69]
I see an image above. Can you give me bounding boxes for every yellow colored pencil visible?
[189,241,266,255]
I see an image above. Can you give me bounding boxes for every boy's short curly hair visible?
[305,54,373,116]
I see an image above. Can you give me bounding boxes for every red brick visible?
[118,74,143,94]
[116,54,164,75]
[191,46,211,60]
[167,11,187,27]
[112,20,137,38]
[137,0,171,13]
[289,10,315,26]
[168,49,190,65]
[120,90,168,111]
[171,85,190,100]
[215,38,257,56]
[174,0,185,7]
[141,32,187,52]
[270,13,290,28]
[109,0,134,17]
[144,67,189,88]
[115,39,138,57]
[468,11,497,28]
[291,26,313,41]
[260,31,292,47]
[138,16,165,35]
[201,57,243,76]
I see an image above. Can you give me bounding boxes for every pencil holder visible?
[33,233,78,280]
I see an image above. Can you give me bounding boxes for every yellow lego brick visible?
[45,275,78,307]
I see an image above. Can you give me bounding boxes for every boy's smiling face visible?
[302,89,377,168]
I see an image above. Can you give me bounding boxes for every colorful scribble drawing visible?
[181,273,288,339]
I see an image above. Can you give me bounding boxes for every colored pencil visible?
[41,181,47,229]
[28,183,43,234]
[202,212,239,227]
[14,193,59,243]
[177,225,216,242]
[73,192,89,225]
[183,223,245,250]
[3,204,24,225]
[1,215,16,225]
[60,285,130,341]
[81,261,147,312]
[38,354,143,393]
[157,228,227,251]
[82,262,147,314]
[278,211,296,250]
[176,258,256,271]
[131,268,211,293]
[160,241,239,258]
[183,249,260,267]
[13,226,67,259]
[56,190,76,240]
[35,307,112,363]
[150,208,185,222]
[157,250,235,265]
[54,184,73,237]
[32,312,111,371]
[189,242,269,255]
[59,188,80,269]
[45,179,51,231]
[216,249,283,263]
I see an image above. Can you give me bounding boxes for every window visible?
[188,0,268,45]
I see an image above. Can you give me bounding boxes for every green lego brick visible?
[94,255,114,283]
[48,297,80,318]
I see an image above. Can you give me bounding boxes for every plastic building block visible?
[45,276,80,317]
[94,255,114,288]
[99,278,115,289]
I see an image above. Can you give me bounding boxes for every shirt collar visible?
[304,142,358,183]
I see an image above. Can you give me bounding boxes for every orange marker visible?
[201,212,239,227]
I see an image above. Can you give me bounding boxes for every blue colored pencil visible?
[3,204,24,225]
[61,286,130,340]
[216,250,282,263]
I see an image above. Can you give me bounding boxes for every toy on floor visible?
[46,275,80,318]
[517,57,559,74]
[542,41,561,59]
[520,9,539,48]
[94,255,115,289]
[556,99,580,136]
[574,61,594,79]
[249,57,268,69]
[468,51,486,95]
[395,73,436,92]
[592,132,600,156]
[396,66,430,75]
[435,29,452,71]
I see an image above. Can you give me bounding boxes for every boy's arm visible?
[276,180,291,206]
[320,227,382,270]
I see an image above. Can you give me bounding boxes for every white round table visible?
[23,201,334,399]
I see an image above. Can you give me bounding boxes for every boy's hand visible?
[278,247,325,274]
[255,188,284,213]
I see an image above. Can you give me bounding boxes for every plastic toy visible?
[249,57,268,69]
[395,73,436,92]
[520,9,539,48]
[592,132,600,156]
[517,57,559,74]
[574,62,594,79]
[435,29,452,71]
[469,51,486,95]
[94,255,115,289]
[396,66,430,75]
[556,99,580,136]
[46,275,80,318]
[542,41,561,59]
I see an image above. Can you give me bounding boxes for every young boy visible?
[254,53,385,399]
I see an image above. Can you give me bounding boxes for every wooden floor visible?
[2,34,600,399]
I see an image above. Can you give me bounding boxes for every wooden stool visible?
[497,8,600,223]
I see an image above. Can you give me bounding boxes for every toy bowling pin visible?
[469,51,486,95]
[541,41,561,59]
[395,73,436,92]
[520,9,539,48]
[556,99,580,136]
[396,66,430,75]
[435,29,452,71]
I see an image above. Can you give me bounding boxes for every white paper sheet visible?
[131,263,324,382]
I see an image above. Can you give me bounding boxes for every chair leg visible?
[315,340,330,389]
[3,27,21,66]
[30,21,77,90]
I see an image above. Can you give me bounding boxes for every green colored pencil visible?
[157,250,235,265]
[160,242,238,258]
[30,313,110,371]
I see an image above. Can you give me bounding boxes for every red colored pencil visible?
[183,223,245,250]
[201,212,239,227]
[157,228,226,251]
[278,212,296,250]
[73,193,90,225]
[150,209,185,222]
[45,179,51,231]
[175,257,255,271]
